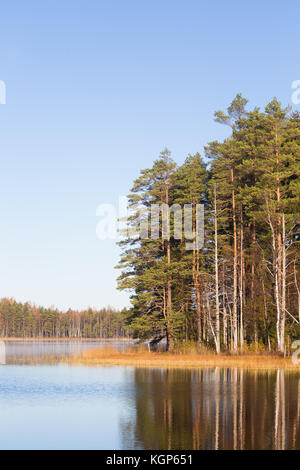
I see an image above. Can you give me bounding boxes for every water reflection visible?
[1,342,300,450]
[2,340,132,365]
[122,368,300,450]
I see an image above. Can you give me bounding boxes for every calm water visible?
[0,340,131,365]
[0,341,300,450]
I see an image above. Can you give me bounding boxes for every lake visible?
[0,341,300,450]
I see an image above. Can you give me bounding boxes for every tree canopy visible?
[117,95,300,353]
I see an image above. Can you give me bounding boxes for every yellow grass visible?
[69,346,300,370]
[0,337,133,342]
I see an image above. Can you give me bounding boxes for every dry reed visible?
[68,346,300,370]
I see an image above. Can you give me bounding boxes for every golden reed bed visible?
[69,347,300,370]
[0,337,132,342]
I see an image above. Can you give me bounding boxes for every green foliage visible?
[0,298,128,338]
[117,95,300,353]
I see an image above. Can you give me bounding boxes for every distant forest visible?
[0,298,128,338]
[117,95,300,353]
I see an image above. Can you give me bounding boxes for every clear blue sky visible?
[0,0,299,311]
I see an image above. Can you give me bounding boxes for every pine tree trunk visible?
[214,185,220,353]
[193,220,202,342]
[231,168,238,351]
[195,281,202,342]
[165,183,173,350]
[280,215,286,355]
[294,260,300,322]
[222,262,228,350]
[266,199,282,352]
[240,206,244,349]
[275,127,284,353]
[251,222,258,348]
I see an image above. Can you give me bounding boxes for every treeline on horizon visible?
[117,94,300,353]
[0,298,128,338]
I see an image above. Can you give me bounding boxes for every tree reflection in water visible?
[122,367,300,450]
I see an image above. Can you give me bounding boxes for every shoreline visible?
[68,348,300,370]
[2,339,299,370]
[0,337,133,342]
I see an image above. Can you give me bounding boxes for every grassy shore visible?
[69,346,300,370]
